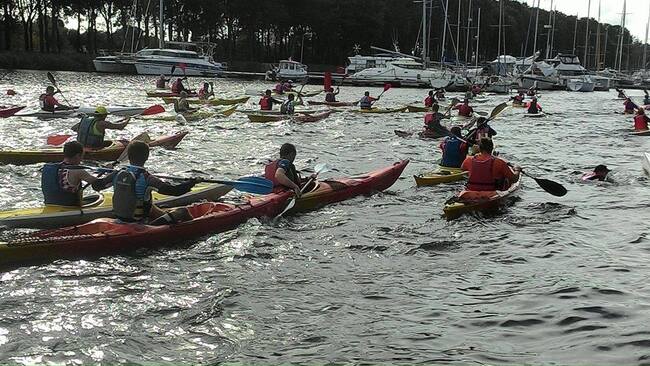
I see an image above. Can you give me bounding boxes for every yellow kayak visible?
[161,96,250,106]
[414,166,467,186]
[0,183,232,229]
[443,179,522,219]
[352,106,408,114]
[151,105,238,121]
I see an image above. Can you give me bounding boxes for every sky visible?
[517,0,650,42]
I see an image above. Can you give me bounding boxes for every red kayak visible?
[0,160,407,266]
[307,101,355,107]
[0,105,25,118]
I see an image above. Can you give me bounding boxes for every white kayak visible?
[14,109,79,119]
[524,112,546,118]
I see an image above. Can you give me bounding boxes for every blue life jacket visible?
[41,163,82,206]
[77,116,105,148]
[112,166,151,222]
[360,96,372,109]
[441,137,465,168]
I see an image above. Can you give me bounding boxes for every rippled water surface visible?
[1,70,650,364]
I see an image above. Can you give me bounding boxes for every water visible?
[1,70,650,364]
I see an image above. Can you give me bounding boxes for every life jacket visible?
[40,94,56,111]
[325,92,336,103]
[171,80,183,93]
[77,116,104,148]
[156,78,166,89]
[280,100,294,114]
[635,115,649,130]
[282,83,292,92]
[424,95,434,107]
[264,159,299,187]
[466,156,497,191]
[527,102,541,114]
[112,166,151,222]
[457,104,472,117]
[198,88,208,98]
[41,163,83,206]
[360,96,373,109]
[475,125,492,140]
[441,137,465,168]
[259,96,271,110]
[514,95,524,102]
[274,84,283,94]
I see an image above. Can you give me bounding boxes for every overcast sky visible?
[516,0,649,42]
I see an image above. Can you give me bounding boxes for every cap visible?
[594,165,611,173]
[94,106,108,115]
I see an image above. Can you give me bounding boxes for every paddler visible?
[434,89,446,100]
[171,77,189,94]
[174,91,198,113]
[453,98,474,117]
[511,91,525,105]
[41,141,111,206]
[325,87,339,103]
[198,82,214,100]
[467,117,497,142]
[423,104,449,137]
[439,126,469,168]
[283,80,294,92]
[156,74,170,89]
[259,90,282,111]
[624,97,638,114]
[526,86,538,97]
[582,165,611,182]
[358,91,379,110]
[424,90,435,107]
[71,106,130,149]
[634,108,650,131]
[39,86,73,112]
[107,141,200,224]
[471,84,482,97]
[280,93,303,115]
[264,143,314,198]
[526,97,542,114]
[461,137,521,191]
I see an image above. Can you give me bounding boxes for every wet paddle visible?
[155,175,274,194]
[46,72,74,108]
[46,105,165,146]
[274,163,330,220]
[508,164,567,197]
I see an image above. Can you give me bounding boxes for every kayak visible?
[245,89,322,98]
[642,152,650,175]
[0,160,407,266]
[512,102,527,108]
[0,105,25,118]
[146,90,198,98]
[631,129,650,136]
[414,166,467,186]
[524,112,546,118]
[247,111,332,123]
[161,96,250,106]
[14,109,78,119]
[0,131,188,165]
[393,129,448,139]
[307,101,355,107]
[352,106,408,114]
[443,178,522,219]
[153,106,238,122]
[0,183,232,229]
[406,105,430,113]
[76,106,147,117]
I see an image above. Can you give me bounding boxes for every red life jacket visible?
[264,160,280,186]
[259,96,271,110]
[171,80,182,93]
[424,96,434,107]
[466,156,497,191]
[458,104,473,117]
[156,78,166,89]
[635,115,649,130]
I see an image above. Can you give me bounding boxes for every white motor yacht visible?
[134,44,224,76]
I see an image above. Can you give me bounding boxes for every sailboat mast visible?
[544,0,553,59]
[422,0,427,66]
[497,0,502,66]
[594,0,601,70]
[618,0,626,72]
[532,0,540,56]
[456,0,461,66]
[475,7,480,70]
[159,0,164,48]
[441,0,449,65]
[465,0,472,65]
[573,14,578,54]
[584,0,591,69]
[644,1,650,70]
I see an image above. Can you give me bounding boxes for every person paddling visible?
[105,141,199,224]
[624,97,638,114]
[156,74,170,89]
[511,91,525,106]
[71,106,130,149]
[171,77,190,94]
[635,108,650,131]
[264,143,314,198]
[325,87,339,103]
[174,91,198,113]
[423,104,449,137]
[41,141,111,206]
[259,90,282,111]
[526,97,542,114]
[280,93,303,115]
[435,89,446,101]
[453,98,474,117]
[461,137,521,191]
[39,86,73,112]
[424,90,435,107]
[467,117,497,142]
[358,91,379,110]
[583,165,611,182]
[198,82,214,100]
[439,126,469,168]
[471,84,482,97]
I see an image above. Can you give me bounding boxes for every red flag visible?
[324,72,332,91]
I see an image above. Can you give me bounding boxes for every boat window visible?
[367,60,376,68]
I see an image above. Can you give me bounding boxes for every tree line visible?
[0,0,646,71]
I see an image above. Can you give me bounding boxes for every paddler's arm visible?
[101,117,130,130]
[275,168,301,197]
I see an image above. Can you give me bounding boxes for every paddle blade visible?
[488,102,509,120]
[47,134,72,146]
[383,83,392,91]
[314,163,330,174]
[228,176,274,194]
[175,114,188,124]
[274,198,297,220]
[170,65,176,76]
[141,104,165,115]
[47,72,57,87]
[534,177,567,197]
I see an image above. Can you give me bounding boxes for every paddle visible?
[274,163,330,220]
[376,83,392,100]
[46,105,165,146]
[463,102,509,137]
[155,175,274,194]
[509,164,567,197]
[46,72,74,109]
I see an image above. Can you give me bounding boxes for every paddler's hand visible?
[293,185,302,198]
[513,165,522,173]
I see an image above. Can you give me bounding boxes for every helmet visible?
[94,106,108,115]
